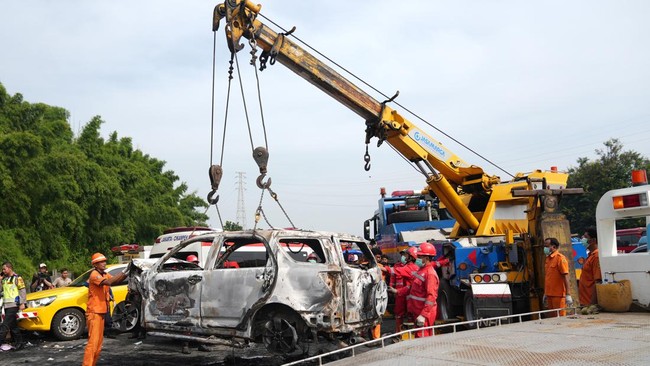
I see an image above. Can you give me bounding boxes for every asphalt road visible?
[0,317,398,366]
[0,331,285,366]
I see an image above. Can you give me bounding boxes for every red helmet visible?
[406,247,418,259]
[307,253,319,261]
[186,255,199,264]
[418,242,437,257]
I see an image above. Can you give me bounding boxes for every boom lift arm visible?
[213,1,568,238]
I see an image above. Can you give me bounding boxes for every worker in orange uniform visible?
[82,253,129,366]
[578,227,601,306]
[542,238,573,317]
[386,246,419,332]
[405,242,439,337]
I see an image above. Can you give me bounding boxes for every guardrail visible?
[283,307,577,366]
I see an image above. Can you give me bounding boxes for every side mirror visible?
[363,219,371,241]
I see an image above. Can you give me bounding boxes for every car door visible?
[200,236,275,328]
[143,238,206,330]
[340,240,387,324]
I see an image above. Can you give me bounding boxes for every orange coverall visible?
[579,248,601,306]
[82,270,112,366]
[544,251,569,317]
[405,262,439,337]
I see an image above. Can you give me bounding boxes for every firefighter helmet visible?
[91,253,107,264]
[418,242,437,257]
[186,255,199,264]
[406,246,418,259]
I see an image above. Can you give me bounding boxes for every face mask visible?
[581,238,589,248]
[400,255,407,264]
[415,258,424,268]
[307,259,316,263]
[543,247,551,256]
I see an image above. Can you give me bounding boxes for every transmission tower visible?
[235,172,247,229]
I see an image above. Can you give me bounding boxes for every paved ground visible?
[0,318,398,366]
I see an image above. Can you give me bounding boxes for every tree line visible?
[0,83,208,277]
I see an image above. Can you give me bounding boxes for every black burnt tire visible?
[386,210,429,225]
[262,317,298,355]
[112,301,140,332]
[51,308,85,341]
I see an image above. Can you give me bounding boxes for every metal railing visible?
[282,307,577,366]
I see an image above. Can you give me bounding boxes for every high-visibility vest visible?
[2,275,23,303]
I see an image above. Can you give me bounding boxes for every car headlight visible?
[27,296,57,308]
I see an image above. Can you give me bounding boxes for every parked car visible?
[18,264,137,341]
[130,229,387,356]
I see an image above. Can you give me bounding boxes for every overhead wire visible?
[258,12,514,179]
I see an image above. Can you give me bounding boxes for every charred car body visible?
[129,229,387,355]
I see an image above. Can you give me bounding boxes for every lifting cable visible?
[258,13,514,180]
[207,28,225,229]
[207,10,295,231]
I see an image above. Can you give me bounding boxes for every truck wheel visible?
[112,301,139,332]
[52,308,85,341]
[463,290,478,329]
[437,279,457,320]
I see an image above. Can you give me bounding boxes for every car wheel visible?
[112,301,139,332]
[262,317,298,355]
[373,280,388,317]
[52,308,85,341]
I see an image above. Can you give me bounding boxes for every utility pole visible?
[235,171,247,229]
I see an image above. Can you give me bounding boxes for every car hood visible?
[25,286,86,300]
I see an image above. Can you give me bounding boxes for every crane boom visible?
[213,1,570,238]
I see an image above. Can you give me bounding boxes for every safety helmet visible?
[347,254,359,262]
[418,242,437,257]
[186,254,199,264]
[307,253,319,261]
[406,246,418,260]
[91,253,107,264]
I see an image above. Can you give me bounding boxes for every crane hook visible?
[256,173,272,189]
[207,164,223,205]
[364,145,371,171]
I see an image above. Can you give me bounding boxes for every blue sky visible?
[2,0,649,237]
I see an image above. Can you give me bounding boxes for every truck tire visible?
[386,210,429,225]
[463,290,478,329]
[437,279,458,321]
[51,308,85,341]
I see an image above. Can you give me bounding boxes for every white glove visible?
[542,294,548,308]
[416,315,425,327]
[387,287,397,294]
[566,295,573,307]
[122,264,130,276]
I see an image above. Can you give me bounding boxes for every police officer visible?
[1,261,26,350]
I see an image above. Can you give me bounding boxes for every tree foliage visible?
[223,220,243,231]
[564,138,650,234]
[0,83,208,277]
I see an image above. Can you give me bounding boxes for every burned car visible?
[129,229,387,355]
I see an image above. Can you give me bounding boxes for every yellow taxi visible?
[18,264,138,341]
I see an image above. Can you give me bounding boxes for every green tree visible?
[0,83,209,273]
[564,139,650,233]
[223,221,243,231]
